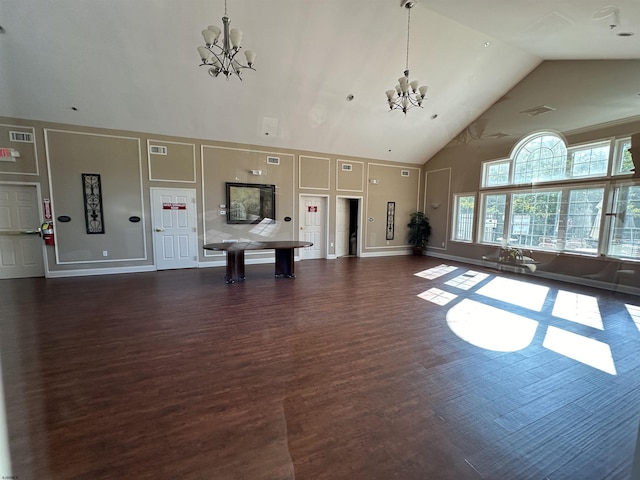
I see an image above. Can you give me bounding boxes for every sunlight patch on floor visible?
[543,326,617,375]
[626,304,640,333]
[418,288,458,306]
[446,299,539,352]
[445,270,490,290]
[552,290,603,330]
[414,264,458,280]
[476,277,549,312]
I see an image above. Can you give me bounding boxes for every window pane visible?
[615,139,634,175]
[481,194,506,243]
[453,195,474,241]
[570,143,609,178]
[484,161,510,187]
[510,191,561,248]
[566,187,604,254]
[608,185,640,259]
[514,135,567,184]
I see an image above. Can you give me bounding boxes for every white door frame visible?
[298,194,329,259]
[0,181,48,278]
[150,187,198,270]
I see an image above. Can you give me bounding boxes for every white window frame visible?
[451,193,476,243]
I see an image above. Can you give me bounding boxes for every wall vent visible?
[401,170,410,177]
[9,131,33,143]
[520,105,556,117]
[266,156,280,165]
[341,163,353,171]
[149,145,168,155]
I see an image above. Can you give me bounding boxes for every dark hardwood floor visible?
[1,256,640,479]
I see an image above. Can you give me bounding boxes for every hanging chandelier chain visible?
[224,0,228,17]
[406,6,411,71]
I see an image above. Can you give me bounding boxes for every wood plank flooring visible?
[1,256,640,479]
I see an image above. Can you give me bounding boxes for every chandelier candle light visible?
[197,0,256,80]
[386,1,428,114]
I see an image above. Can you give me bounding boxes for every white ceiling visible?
[0,0,638,165]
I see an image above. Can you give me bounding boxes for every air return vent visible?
[149,145,167,155]
[9,131,33,143]
[520,105,556,117]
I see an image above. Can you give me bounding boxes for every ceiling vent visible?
[10,131,33,143]
[520,105,556,117]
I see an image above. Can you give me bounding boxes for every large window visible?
[480,194,506,244]
[483,160,510,187]
[608,185,640,258]
[513,134,567,184]
[481,133,613,188]
[452,194,475,242]
[469,132,638,260]
[614,138,634,175]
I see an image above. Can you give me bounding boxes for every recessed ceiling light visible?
[0,26,5,34]
[617,32,634,37]
[431,114,438,119]
[346,94,354,101]
[71,107,78,111]
[484,41,491,47]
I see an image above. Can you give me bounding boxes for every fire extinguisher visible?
[41,221,54,246]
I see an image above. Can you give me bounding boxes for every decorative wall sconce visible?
[369,179,380,184]
[430,202,441,209]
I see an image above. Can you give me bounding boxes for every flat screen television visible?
[226,182,276,224]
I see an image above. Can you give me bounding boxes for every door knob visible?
[155,228,165,232]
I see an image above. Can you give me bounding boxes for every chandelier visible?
[385,1,428,114]
[197,0,256,80]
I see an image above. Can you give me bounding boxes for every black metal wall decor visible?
[82,173,105,234]
[386,201,395,240]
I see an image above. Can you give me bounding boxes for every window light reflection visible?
[445,270,490,290]
[552,291,603,330]
[543,326,616,375]
[418,288,457,306]
[476,277,549,312]
[415,264,457,280]
[446,299,538,352]
[626,304,640,332]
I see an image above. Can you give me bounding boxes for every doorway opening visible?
[336,196,361,257]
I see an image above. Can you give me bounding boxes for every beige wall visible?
[0,116,423,276]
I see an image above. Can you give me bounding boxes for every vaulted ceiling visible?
[0,1,638,165]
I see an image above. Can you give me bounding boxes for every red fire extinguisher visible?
[41,221,54,246]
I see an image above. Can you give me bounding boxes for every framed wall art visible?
[386,201,395,240]
[82,173,105,234]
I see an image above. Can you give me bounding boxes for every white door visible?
[151,188,198,270]
[0,184,44,279]
[299,196,325,260]
[336,198,350,257]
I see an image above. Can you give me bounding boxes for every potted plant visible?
[407,211,431,255]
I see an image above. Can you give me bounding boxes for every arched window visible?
[513,133,567,184]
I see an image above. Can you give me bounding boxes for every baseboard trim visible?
[47,265,156,278]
